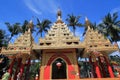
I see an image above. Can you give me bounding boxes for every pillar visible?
[19,63,25,80]
[104,56,114,78]
[24,58,31,80]
[19,58,26,80]
[89,56,96,78]
[98,56,106,78]
[94,61,101,78]
[13,58,22,80]
[92,52,102,78]
[8,58,15,80]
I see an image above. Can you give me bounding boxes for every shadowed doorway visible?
[52,58,67,79]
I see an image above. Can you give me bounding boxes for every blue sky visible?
[0,0,120,48]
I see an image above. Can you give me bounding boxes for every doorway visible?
[52,58,67,79]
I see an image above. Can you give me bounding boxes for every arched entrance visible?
[43,54,76,79]
[52,58,67,79]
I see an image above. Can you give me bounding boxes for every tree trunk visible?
[73,26,76,36]
[40,33,42,38]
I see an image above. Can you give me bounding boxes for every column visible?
[89,56,93,77]
[98,56,106,78]
[94,61,101,78]
[8,58,15,80]
[91,54,101,78]
[19,58,28,80]
[104,56,114,78]
[13,58,22,80]
[19,63,25,80]
[24,58,31,80]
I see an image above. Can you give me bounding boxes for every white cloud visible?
[110,7,120,14]
[23,0,59,15]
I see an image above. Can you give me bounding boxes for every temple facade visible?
[1,10,119,80]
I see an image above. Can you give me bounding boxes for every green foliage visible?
[0,54,9,78]
[0,29,8,47]
[36,18,51,37]
[5,22,21,42]
[29,61,41,79]
[98,12,120,42]
[20,20,29,34]
[66,14,83,36]
[20,20,36,34]
[110,55,120,66]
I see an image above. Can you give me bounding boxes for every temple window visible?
[94,45,97,47]
[67,34,69,36]
[66,37,69,39]
[53,28,57,30]
[40,43,44,45]
[105,45,109,47]
[46,43,51,45]
[74,42,79,44]
[52,34,55,36]
[66,42,72,45]
[64,34,66,36]
[89,45,92,47]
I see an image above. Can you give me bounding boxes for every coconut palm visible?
[20,20,29,34]
[66,14,83,36]
[98,12,120,42]
[36,18,51,37]
[20,20,36,34]
[5,22,21,43]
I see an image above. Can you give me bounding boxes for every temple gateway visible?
[1,10,119,80]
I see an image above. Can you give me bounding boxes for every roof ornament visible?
[85,17,90,30]
[28,20,33,32]
[57,8,62,17]
[56,8,63,23]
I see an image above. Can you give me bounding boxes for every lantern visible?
[56,62,62,69]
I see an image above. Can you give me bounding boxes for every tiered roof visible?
[1,10,118,58]
[1,21,34,57]
[33,10,84,49]
[84,18,118,56]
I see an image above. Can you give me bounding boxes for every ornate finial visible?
[85,17,90,29]
[28,20,33,32]
[57,8,62,17]
[56,8,63,23]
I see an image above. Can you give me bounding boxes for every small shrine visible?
[1,10,119,80]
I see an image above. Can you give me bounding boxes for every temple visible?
[1,10,119,80]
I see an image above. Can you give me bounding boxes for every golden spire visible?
[28,20,33,32]
[57,8,62,17]
[56,8,63,23]
[85,17,90,30]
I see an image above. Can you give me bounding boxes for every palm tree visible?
[98,12,120,42]
[5,22,21,43]
[36,18,51,37]
[20,20,29,34]
[66,14,82,36]
[20,20,36,34]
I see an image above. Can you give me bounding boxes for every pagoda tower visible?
[1,21,35,80]
[34,9,81,79]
